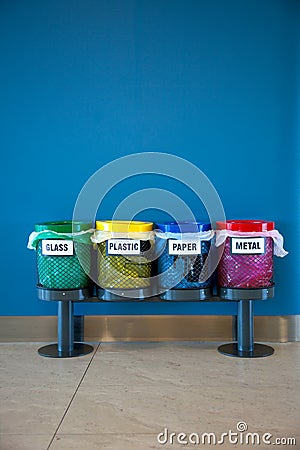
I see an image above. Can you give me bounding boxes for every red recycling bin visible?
[216,220,275,289]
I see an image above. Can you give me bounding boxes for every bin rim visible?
[155,221,211,233]
[216,220,275,232]
[35,221,92,233]
[96,220,153,233]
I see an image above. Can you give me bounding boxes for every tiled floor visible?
[0,342,299,450]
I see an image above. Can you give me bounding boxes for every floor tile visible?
[0,385,76,435]
[50,431,300,450]
[0,343,96,388]
[83,342,300,388]
[57,381,299,436]
[0,343,96,435]
[0,434,52,450]
[51,433,163,450]
[0,341,299,449]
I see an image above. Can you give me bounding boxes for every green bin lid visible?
[35,221,92,233]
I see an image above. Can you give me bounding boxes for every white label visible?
[107,239,141,255]
[41,240,74,256]
[168,239,201,255]
[231,237,265,254]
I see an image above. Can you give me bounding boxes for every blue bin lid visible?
[155,221,211,233]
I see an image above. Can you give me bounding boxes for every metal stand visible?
[37,287,94,358]
[98,287,153,301]
[218,287,274,358]
[160,287,212,301]
[36,285,275,359]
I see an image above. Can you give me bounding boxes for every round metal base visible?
[218,342,274,358]
[38,343,94,358]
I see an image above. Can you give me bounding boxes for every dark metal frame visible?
[36,285,275,359]
[37,287,94,358]
[217,287,274,358]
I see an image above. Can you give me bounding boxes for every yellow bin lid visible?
[96,220,153,233]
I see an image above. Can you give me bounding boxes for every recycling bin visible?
[94,220,154,296]
[156,221,213,299]
[30,221,92,289]
[216,220,275,289]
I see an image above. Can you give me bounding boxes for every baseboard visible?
[0,315,299,342]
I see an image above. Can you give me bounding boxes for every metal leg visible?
[38,301,94,358]
[58,301,74,353]
[238,300,254,352]
[218,300,274,358]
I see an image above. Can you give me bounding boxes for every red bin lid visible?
[216,220,275,232]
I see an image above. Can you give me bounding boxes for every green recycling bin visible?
[29,221,93,289]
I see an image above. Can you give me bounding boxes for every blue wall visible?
[0,0,298,316]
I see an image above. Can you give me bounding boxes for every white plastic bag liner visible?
[215,230,288,257]
[154,230,215,241]
[27,229,95,250]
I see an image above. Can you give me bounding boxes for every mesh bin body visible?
[217,220,274,289]
[35,221,91,290]
[158,241,211,289]
[156,222,212,290]
[97,240,151,289]
[37,241,91,289]
[96,221,153,290]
